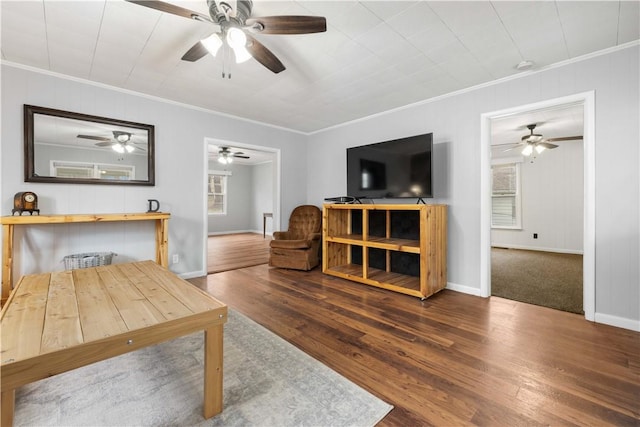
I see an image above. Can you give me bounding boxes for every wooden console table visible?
[1,212,170,304]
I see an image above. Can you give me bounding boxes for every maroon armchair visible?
[269,205,322,271]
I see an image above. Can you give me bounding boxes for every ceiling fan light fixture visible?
[218,154,233,164]
[535,145,546,154]
[521,145,534,156]
[125,144,135,153]
[226,27,246,49]
[202,33,223,56]
[233,45,252,63]
[113,143,125,154]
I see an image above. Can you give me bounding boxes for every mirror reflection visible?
[25,105,155,185]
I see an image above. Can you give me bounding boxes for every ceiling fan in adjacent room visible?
[77,131,146,153]
[218,146,249,164]
[126,0,327,74]
[496,124,583,157]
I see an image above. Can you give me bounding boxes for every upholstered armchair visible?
[269,205,322,271]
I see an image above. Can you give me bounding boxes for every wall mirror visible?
[24,105,155,185]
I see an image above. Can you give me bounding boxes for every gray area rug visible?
[15,310,392,426]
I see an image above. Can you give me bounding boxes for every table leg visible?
[1,389,15,427]
[2,224,14,305]
[203,325,223,419]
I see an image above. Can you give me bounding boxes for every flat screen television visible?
[347,133,433,199]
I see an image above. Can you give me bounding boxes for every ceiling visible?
[1,1,638,135]
[490,102,584,157]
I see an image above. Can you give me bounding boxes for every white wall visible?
[207,164,252,234]
[1,64,307,279]
[492,140,584,253]
[206,161,274,235]
[252,162,274,235]
[306,45,639,328]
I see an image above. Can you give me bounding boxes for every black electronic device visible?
[346,133,433,199]
[324,196,359,204]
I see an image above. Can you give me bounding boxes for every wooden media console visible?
[322,203,447,299]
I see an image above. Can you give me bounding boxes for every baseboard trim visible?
[446,282,483,297]
[177,269,207,280]
[208,229,266,236]
[491,244,583,255]
[594,312,640,332]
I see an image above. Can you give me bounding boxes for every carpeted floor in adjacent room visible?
[491,247,583,314]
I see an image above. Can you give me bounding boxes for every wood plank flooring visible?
[207,233,271,274]
[189,266,640,426]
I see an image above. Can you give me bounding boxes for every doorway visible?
[202,138,281,274]
[480,92,595,321]
[489,103,584,313]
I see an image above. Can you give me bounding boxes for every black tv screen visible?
[347,133,433,199]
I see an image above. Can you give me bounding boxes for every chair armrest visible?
[307,232,322,241]
[270,239,312,250]
[273,231,292,240]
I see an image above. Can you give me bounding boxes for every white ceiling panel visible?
[0,0,636,134]
[385,2,442,39]
[619,1,640,43]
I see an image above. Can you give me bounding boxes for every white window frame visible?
[208,170,231,215]
[50,160,135,180]
[491,158,522,230]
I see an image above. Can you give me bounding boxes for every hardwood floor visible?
[189,266,640,426]
[207,233,272,273]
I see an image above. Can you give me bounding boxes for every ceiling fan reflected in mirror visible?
[218,146,249,164]
[77,131,146,153]
[126,0,327,75]
[497,124,583,157]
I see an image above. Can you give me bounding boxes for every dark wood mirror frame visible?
[24,105,155,186]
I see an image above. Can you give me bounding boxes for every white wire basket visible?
[63,252,116,270]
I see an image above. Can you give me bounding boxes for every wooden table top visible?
[1,260,227,391]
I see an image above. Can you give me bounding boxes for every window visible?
[208,171,229,215]
[51,160,135,180]
[491,162,521,229]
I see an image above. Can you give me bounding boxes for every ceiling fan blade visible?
[245,35,285,73]
[182,41,209,62]
[78,134,111,141]
[246,16,327,34]
[125,0,213,23]
[538,142,559,149]
[233,155,250,159]
[95,141,115,147]
[546,135,583,142]
[502,143,525,152]
[492,142,522,147]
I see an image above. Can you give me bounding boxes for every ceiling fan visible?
[77,131,146,153]
[497,124,583,157]
[126,0,327,74]
[218,146,249,164]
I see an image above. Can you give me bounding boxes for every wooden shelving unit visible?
[1,212,170,303]
[322,203,447,299]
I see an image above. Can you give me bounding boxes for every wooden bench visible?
[0,260,227,426]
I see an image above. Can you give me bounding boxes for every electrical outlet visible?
[533,233,538,239]
[172,254,179,264]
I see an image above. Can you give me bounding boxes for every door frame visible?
[201,137,281,272]
[479,91,595,321]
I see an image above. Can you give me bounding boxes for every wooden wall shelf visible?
[1,212,170,303]
[322,204,447,299]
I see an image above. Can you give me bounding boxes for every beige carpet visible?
[491,247,583,314]
[208,233,272,274]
